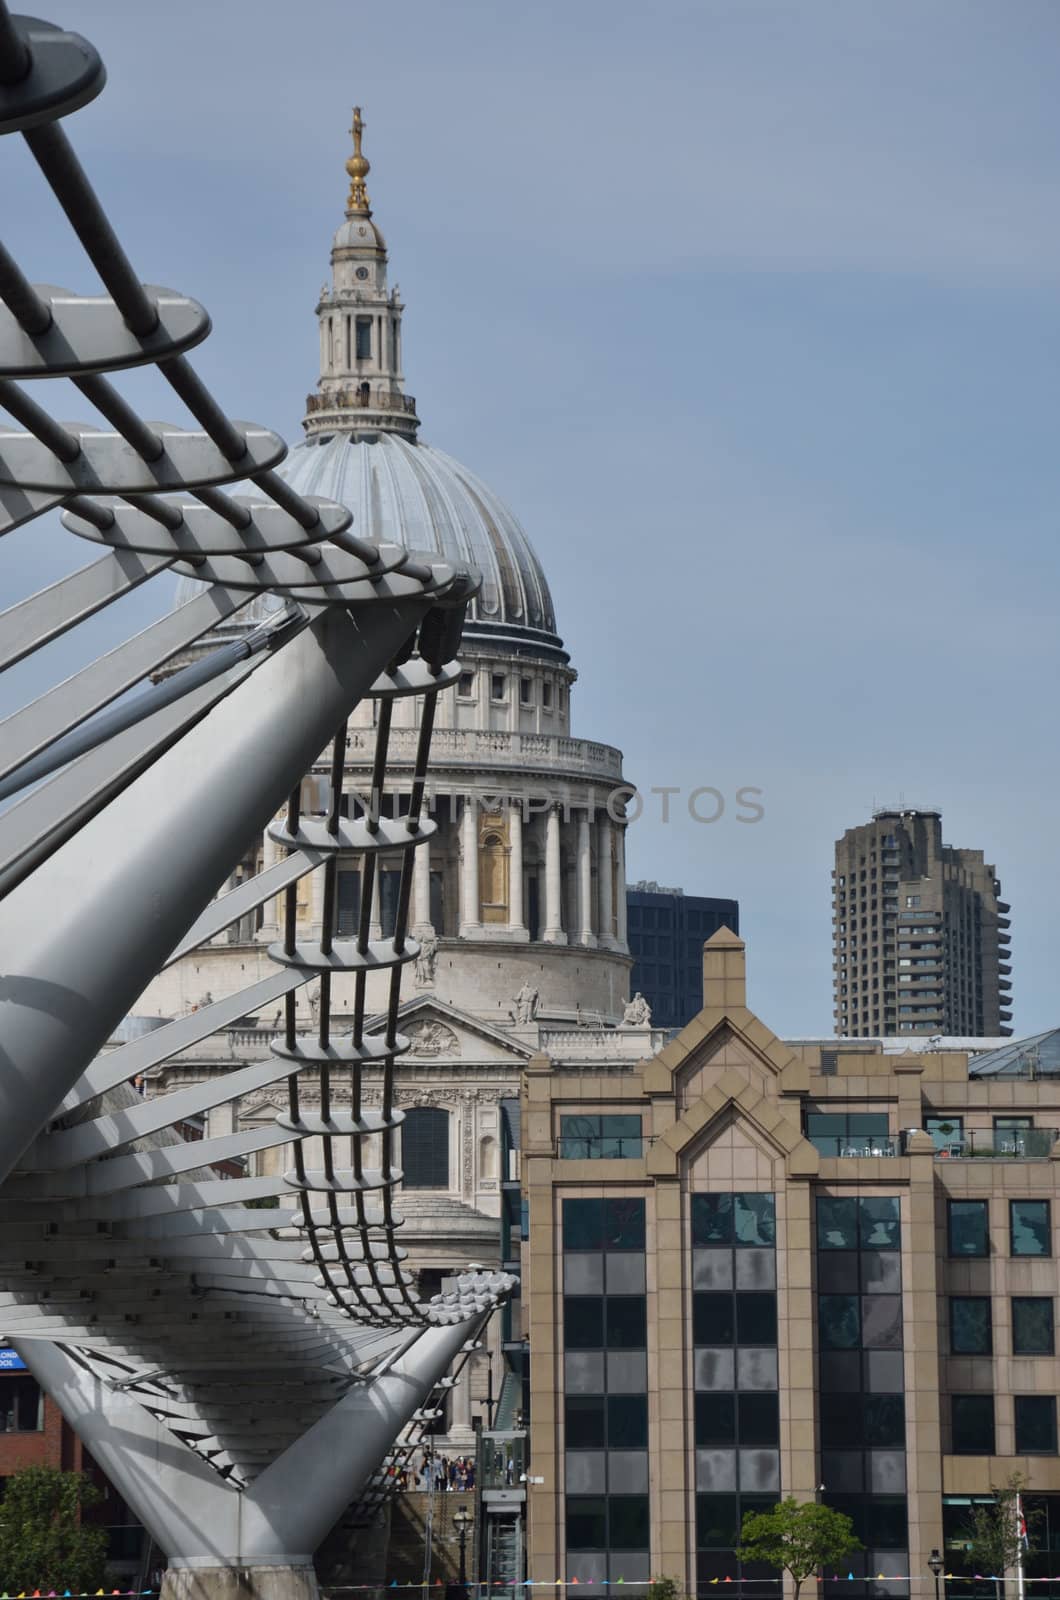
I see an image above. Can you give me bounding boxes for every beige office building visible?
[832,809,1012,1039]
[517,931,1060,1599]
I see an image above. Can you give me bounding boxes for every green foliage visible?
[964,1473,1038,1581]
[646,1577,686,1600]
[0,1465,108,1593]
[737,1497,863,1600]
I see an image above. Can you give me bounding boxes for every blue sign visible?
[0,1349,27,1370]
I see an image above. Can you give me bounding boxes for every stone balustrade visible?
[540,1028,663,1062]
[341,726,624,781]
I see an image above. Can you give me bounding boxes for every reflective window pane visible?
[861,1294,903,1349]
[819,1294,861,1349]
[859,1197,901,1249]
[696,1494,739,1550]
[820,1391,861,1448]
[950,1297,992,1355]
[693,1194,734,1246]
[738,1393,780,1446]
[1015,1395,1057,1455]
[608,1394,648,1448]
[605,1197,646,1251]
[864,1393,906,1447]
[863,1351,904,1393]
[564,1296,604,1350]
[565,1395,605,1449]
[736,1293,778,1346]
[1012,1297,1054,1356]
[560,1114,600,1160]
[818,1252,859,1293]
[1011,1200,1051,1257]
[609,1495,650,1550]
[952,1393,995,1455]
[861,1251,901,1293]
[695,1392,736,1447]
[606,1296,647,1350]
[734,1194,776,1247]
[566,1496,607,1549]
[819,1352,861,1393]
[926,1116,963,1152]
[868,1497,909,1549]
[563,1199,604,1251]
[736,1250,776,1291]
[599,1114,643,1158]
[818,1197,858,1250]
[694,1294,735,1346]
[948,1200,989,1258]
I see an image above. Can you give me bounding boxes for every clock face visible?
[356,267,369,280]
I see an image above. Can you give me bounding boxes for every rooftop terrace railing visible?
[935,1128,1058,1159]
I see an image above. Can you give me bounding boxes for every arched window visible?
[401,1107,449,1190]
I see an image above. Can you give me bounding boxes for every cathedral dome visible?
[175,109,564,663]
[281,432,560,653]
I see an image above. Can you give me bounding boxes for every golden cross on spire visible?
[345,105,371,214]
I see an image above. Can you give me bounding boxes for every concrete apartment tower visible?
[832,808,1013,1038]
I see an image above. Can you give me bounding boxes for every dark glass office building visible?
[625,881,739,1028]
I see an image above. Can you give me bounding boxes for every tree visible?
[0,1465,108,1593]
[964,1473,1039,1600]
[646,1578,686,1600]
[736,1497,862,1600]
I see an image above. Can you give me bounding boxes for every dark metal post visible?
[929,1546,944,1600]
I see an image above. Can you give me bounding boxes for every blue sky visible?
[5,1,1060,1035]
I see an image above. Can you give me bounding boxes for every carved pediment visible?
[394,996,536,1063]
[406,1019,460,1058]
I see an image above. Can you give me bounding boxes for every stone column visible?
[448,1363,474,1444]
[597,815,615,948]
[308,858,326,938]
[368,866,383,941]
[459,796,481,935]
[261,826,281,937]
[413,829,433,936]
[577,812,596,947]
[542,806,566,944]
[615,823,628,949]
[508,800,527,935]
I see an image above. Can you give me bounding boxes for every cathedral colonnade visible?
[260,782,631,955]
[421,792,627,951]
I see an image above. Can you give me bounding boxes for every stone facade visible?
[519,929,1060,1595]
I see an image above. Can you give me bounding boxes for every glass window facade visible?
[694,1193,778,1599]
[559,1115,644,1160]
[816,1196,906,1600]
[563,1196,648,1584]
[946,1494,1060,1600]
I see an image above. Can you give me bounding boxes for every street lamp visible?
[454,1506,472,1590]
[928,1547,944,1600]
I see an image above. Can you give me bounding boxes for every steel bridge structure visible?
[0,10,511,1598]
